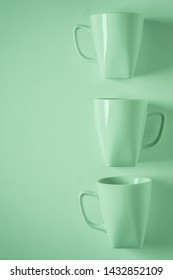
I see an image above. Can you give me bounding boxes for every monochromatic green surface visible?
[0,0,173,259]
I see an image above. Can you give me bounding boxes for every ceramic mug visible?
[73,13,144,79]
[79,176,152,248]
[94,98,166,167]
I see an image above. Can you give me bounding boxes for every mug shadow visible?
[144,178,173,247]
[136,19,173,76]
[139,103,173,163]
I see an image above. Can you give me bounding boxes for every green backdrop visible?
[0,0,173,259]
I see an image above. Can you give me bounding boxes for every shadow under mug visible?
[79,176,152,249]
[94,98,166,167]
[73,13,144,79]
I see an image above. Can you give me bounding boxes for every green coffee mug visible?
[79,176,152,248]
[73,13,144,78]
[94,98,166,167]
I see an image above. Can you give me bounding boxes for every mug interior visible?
[98,176,151,185]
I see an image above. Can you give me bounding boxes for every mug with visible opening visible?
[94,98,166,167]
[79,176,152,248]
[73,13,144,78]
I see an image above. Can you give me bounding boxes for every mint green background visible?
[0,0,173,259]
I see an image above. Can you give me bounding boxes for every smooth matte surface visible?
[0,0,173,260]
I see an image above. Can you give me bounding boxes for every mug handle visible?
[142,112,166,149]
[79,190,106,232]
[73,25,95,61]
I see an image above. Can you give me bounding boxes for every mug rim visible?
[91,12,142,17]
[97,176,151,186]
[94,98,147,103]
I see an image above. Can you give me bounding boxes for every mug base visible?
[107,162,137,167]
[113,246,143,249]
[103,75,133,79]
